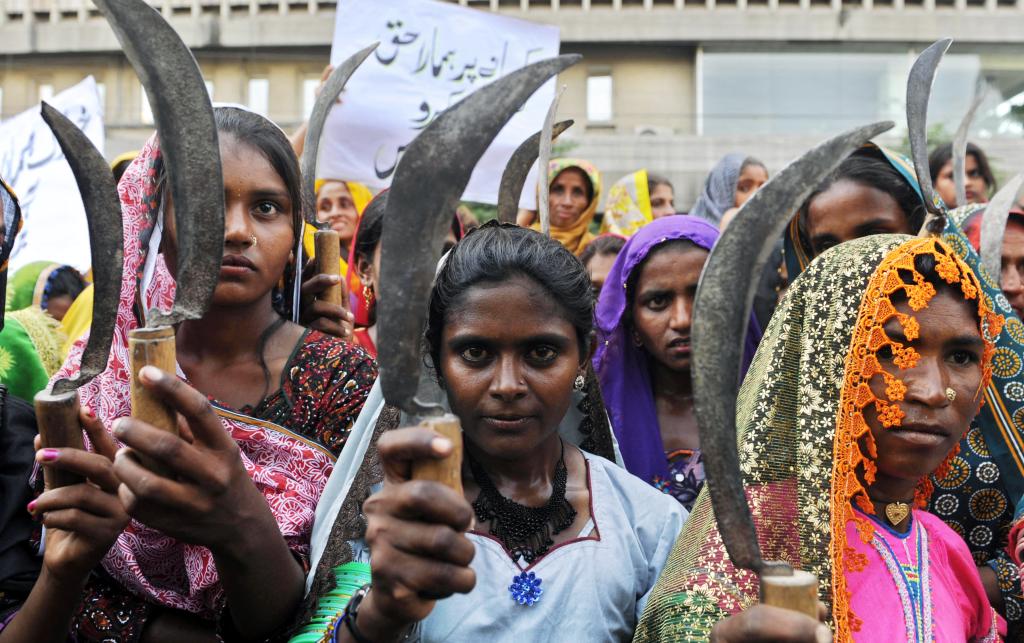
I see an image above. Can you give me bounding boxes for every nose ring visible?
[945,387,957,402]
[250,234,258,247]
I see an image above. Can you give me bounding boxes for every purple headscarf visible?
[593,215,762,485]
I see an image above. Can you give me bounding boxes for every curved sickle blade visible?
[953,89,987,208]
[378,54,581,416]
[300,43,379,227]
[94,0,223,327]
[496,120,573,224]
[536,85,566,236]
[692,120,894,574]
[907,38,952,220]
[980,173,1024,284]
[40,104,124,395]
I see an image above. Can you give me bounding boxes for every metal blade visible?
[39,103,124,395]
[692,120,895,574]
[980,173,1024,284]
[94,0,223,327]
[0,179,23,333]
[537,85,566,236]
[953,88,987,208]
[378,54,581,417]
[907,38,952,221]
[300,43,379,227]
[496,119,574,224]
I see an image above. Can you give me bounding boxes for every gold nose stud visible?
[945,387,957,402]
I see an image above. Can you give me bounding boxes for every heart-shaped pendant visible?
[885,502,910,526]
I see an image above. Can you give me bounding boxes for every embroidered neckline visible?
[869,520,932,642]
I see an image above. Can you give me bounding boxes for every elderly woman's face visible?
[865,289,985,486]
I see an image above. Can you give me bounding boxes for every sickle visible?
[537,85,566,236]
[980,173,1024,284]
[39,103,124,395]
[300,43,379,228]
[0,180,23,333]
[953,89,987,208]
[496,119,574,224]
[94,0,223,327]
[378,54,581,417]
[907,38,952,230]
[692,120,894,575]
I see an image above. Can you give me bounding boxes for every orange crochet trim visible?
[828,238,1001,642]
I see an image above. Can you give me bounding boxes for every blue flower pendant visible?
[509,571,543,606]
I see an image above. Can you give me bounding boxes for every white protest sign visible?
[322,0,560,204]
[0,76,104,273]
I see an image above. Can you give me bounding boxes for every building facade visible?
[2,0,1023,207]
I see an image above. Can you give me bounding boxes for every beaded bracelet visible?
[287,562,372,643]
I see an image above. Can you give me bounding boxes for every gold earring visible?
[363,284,374,309]
[945,388,957,402]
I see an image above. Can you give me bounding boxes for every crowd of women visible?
[1,33,1024,643]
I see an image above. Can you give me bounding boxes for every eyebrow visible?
[853,218,899,235]
[250,189,291,201]
[447,332,573,348]
[948,335,985,349]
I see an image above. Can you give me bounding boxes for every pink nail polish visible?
[40,448,59,462]
[26,500,36,513]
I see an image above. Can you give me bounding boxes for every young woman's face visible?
[440,276,582,461]
[163,134,295,308]
[631,243,709,374]
[316,180,359,243]
[866,289,985,485]
[649,183,676,219]
[548,168,591,229]
[805,179,912,257]
[934,154,989,208]
[734,164,768,209]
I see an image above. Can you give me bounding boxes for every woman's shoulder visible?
[584,451,687,529]
[290,329,377,376]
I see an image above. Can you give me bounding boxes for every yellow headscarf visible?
[600,169,652,237]
[303,180,374,275]
[531,158,602,256]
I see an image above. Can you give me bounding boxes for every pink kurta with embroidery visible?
[847,509,997,642]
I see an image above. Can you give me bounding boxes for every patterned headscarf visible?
[53,134,336,617]
[600,169,653,237]
[689,153,746,225]
[531,158,602,256]
[634,234,1000,641]
[939,204,1024,502]
[593,216,761,486]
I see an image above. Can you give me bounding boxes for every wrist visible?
[38,563,90,599]
[351,589,413,642]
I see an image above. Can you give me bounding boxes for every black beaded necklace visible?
[468,440,577,564]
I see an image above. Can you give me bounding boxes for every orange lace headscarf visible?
[634,234,1001,641]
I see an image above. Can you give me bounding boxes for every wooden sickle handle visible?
[314,229,344,307]
[129,325,178,473]
[34,389,84,490]
[760,569,819,618]
[411,414,463,497]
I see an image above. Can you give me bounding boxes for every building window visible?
[38,83,54,103]
[140,88,153,124]
[587,73,613,123]
[303,78,319,118]
[248,78,269,117]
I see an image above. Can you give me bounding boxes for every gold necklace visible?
[883,501,911,527]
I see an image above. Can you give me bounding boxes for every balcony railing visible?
[1,0,1021,23]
